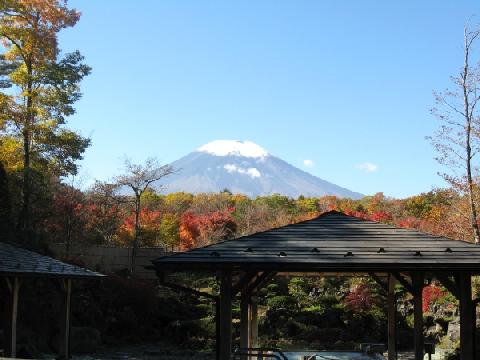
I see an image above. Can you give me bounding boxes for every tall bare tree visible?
[115,158,174,274]
[429,26,480,244]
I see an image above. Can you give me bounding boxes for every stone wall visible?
[49,244,172,279]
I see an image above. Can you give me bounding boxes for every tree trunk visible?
[19,65,34,244]
[462,29,480,244]
[65,213,72,258]
[130,194,141,275]
[465,125,479,244]
[466,160,480,244]
[19,127,32,242]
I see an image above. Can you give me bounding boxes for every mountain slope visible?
[161,140,363,199]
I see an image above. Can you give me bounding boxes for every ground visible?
[72,344,214,360]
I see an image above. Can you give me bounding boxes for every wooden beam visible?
[458,271,475,360]
[247,271,275,293]
[411,272,424,360]
[279,271,390,277]
[391,271,414,294]
[158,281,217,301]
[387,274,397,360]
[219,270,232,360]
[436,275,459,299]
[233,271,258,296]
[369,272,388,294]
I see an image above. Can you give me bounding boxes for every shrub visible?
[266,295,297,310]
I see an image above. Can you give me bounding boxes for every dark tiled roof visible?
[0,242,103,278]
[153,211,480,272]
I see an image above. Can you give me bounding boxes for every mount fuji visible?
[161,140,363,199]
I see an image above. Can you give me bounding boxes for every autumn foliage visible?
[422,284,447,313]
[117,209,162,247]
[343,282,382,313]
[179,209,237,250]
[35,187,480,252]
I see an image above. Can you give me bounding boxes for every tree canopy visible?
[0,0,90,241]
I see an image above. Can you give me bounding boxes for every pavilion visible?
[0,241,102,359]
[153,211,480,360]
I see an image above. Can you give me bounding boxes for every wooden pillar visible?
[215,299,221,360]
[240,289,252,360]
[11,277,20,358]
[388,274,397,360]
[59,279,73,359]
[412,272,424,360]
[240,289,250,350]
[219,270,232,360]
[3,277,21,358]
[249,292,258,348]
[458,272,475,360]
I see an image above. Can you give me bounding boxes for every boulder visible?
[446,319,460,344]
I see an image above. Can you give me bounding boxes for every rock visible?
[70,327,102,354]
[447,319,460,343]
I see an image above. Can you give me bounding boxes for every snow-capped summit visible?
[161,140,363,199]
[197,140,269,158]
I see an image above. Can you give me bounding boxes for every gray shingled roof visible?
[0,242,102,278]
[153,211,480,272]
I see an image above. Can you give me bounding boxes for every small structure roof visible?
[153,211,480,273]
[0,242,102,278]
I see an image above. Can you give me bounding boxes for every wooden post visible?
[240,289,250,351]
[219,270,232,360]
[59,279,73,359]
[249,293,258,348]
[388,274,397,360]
[458,272,474,360]
[3,277,21,358]
[215,300,220,360]
[10,277,20,359]
[412,272,424,360]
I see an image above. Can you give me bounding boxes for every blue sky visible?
[60,1,479,198]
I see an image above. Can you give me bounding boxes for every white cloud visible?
[246,168,261,178]
[355,162,378,172]
[303,159,314,167]
[224,164,261,178]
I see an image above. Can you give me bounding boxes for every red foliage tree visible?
[45,184,86,255]
[422,284,446,312]
[117,208,162,247]
[343,208,368,219]
[179,209,237,250]
[368,211,393,222]
[343,283,381,312]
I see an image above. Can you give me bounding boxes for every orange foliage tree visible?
[179,209,237,250]
[117,208,162,247]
